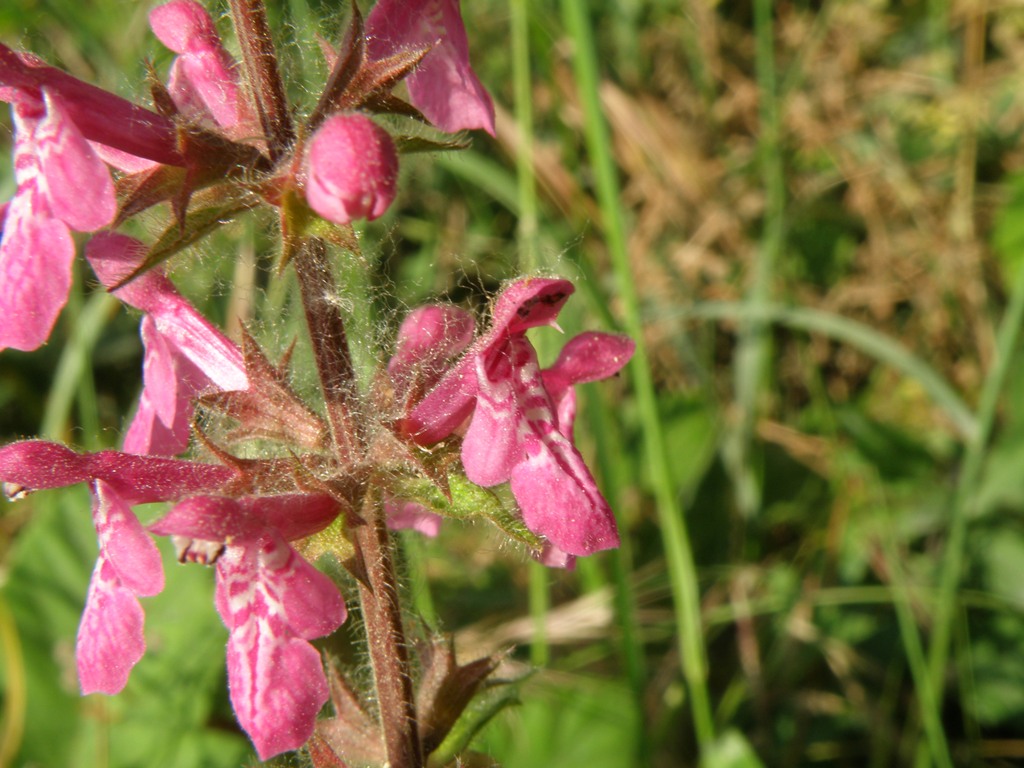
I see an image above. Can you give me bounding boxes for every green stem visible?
[681,0,715,108]
[41,283,118,445]
[510,0,551,667]
[926,255,1024,703]
[511,0,539,271]
[590,386,650,765]
[879,512,953,768]
[292,239,363,463]
[724,0,786,519]
[354,490,423,768]
[559,0,715,750]
[0,597,25,768]
[292,239,421,768]
[528,560,550,667]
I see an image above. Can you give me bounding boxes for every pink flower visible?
[0,44,182,165]
[0,440,236,694]
[304,113,399,224]
[389,303,476,406]
[0,88,115,351]
[382,304,476,536]
[0,39,189,352]
[77,480,165,694]
[150,494,346,760]
[366,0,496,135]
[149,0,246,133]
[542,330,639,442]
[406,279,634,557]
[86,233,248,456]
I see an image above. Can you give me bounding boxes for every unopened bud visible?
[305,113,398,225]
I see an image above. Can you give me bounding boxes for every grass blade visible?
[559,0,716,749]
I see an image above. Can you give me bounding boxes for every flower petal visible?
[173,53,242,128]
[366,0,495,135]
[386,499,442,537]
[150,1,242,129]
[76,557,146,695]
[86,233,247,392]
[151,494,339,545]
[36,89,115,232]
[542,331,635,437]
[510,431,619,556]
[389,304,475,388]
[544,332,635,390]
[87,233,247,454]
[149,0,221,53]
[253,495,342,542]
[216,538,339,760]
[0,44,182,166]
[305,114,399,225]
[0,440,236,503]
[257,534,347,639]
[536,543,576,570]
[460,350,522,487]
[227,627,329,760]
[89,141,160,173]
[76,482,164,695]
[0,185,73,351]
[122,316,195,455]
[151,496,261,542]
[405,279,575,445]
[94,480,164,598]
[485,278,574,343]
[404,352,477,445]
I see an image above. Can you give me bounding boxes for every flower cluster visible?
[0,1,632,763]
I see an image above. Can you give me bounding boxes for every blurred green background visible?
[4,0,1024,766]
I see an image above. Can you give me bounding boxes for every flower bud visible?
[304,114,398,224]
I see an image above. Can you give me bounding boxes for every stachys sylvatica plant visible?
[0,1,634,764]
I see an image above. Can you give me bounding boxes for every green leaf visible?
[396,471,545,552]
[991,171,1024,283]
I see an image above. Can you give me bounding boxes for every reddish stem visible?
[355,489,424,768]
[228,0,294,161]
[292,239,363,464]
[292,238,423,768]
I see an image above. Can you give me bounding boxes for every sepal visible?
[310,3,429,129]
[312,660,387,767]
[113,183,259,284]
[200,328,329,450]
[415,637,501,758]
[393,133,472,155]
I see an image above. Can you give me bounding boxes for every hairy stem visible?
[228,0,294,161]
[292,238,421,767]
[293,239,362,463]
[355,488,423,768]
